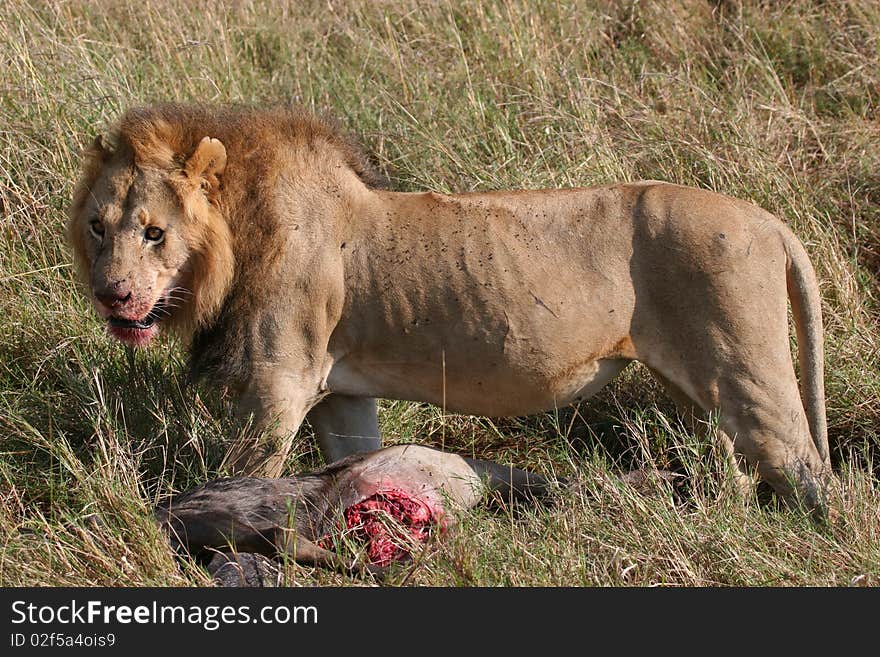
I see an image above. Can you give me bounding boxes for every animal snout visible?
[95,284,132,309]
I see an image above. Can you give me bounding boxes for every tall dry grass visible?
[0,0,878,586]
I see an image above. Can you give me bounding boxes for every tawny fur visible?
[69,105,384,340]
[68,103,834,519]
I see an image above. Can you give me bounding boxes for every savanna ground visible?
[1,0,878,587]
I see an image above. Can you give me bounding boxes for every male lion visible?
[68,104,832,516]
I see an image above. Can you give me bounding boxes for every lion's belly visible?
[326,353,629,417]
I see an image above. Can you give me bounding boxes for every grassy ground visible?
[1,0,878,586]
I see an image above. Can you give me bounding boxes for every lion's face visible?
[73,163,193,346]
[69,131,233,347]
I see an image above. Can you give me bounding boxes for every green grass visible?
[1,0,878,586]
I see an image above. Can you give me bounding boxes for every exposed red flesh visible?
[322,488,445,567]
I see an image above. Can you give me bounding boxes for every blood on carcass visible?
[323,488,446,567]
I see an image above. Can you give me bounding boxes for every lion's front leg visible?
[222,367,323,478]
[306,394,381,463]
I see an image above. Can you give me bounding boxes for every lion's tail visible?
[782,227,829,465]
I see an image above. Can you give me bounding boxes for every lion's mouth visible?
[108,315,156,331]
[108,303,164,330]
[106,301,167,346]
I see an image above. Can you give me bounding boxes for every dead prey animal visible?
[155,444,551,584]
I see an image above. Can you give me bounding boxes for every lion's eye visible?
[144,226,165,243]
[89,219,104,238]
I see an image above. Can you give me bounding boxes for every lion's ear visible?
[86,133,113,162]
[184,136,227,202]
[91,134,108,155]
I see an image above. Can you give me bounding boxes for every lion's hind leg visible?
[648,354,832,521]
[650,370,754,501]
[715,374,831,520]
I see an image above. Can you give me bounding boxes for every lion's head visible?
[68,112,234,347]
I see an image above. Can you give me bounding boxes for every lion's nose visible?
[95,287,132,309]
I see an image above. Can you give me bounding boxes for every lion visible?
[68,103,833,518]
